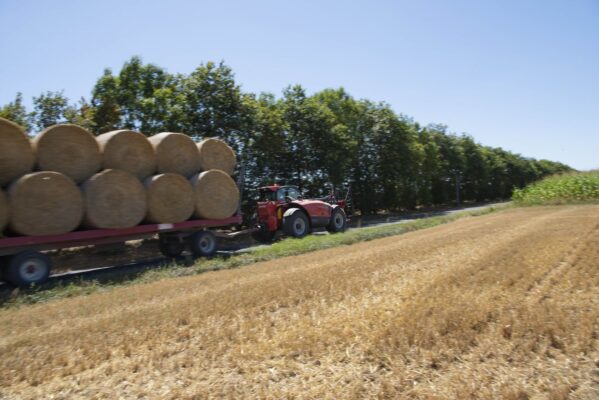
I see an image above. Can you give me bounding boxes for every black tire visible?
[326,208,347,233]
[158,236,185,258]
[251,226,276,243]
[188,230,218,257]
[4,251,52,286]
[282,208,309,238]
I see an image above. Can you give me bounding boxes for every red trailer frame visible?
[0,215,242,255]
[0,214,243,286]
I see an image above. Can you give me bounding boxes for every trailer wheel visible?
[189,230,217,257]
[4,251,52,286]
[283,208,309,238]
[158,236,184,258]
[326,208,347,233]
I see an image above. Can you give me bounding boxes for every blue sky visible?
[1,0,597,170]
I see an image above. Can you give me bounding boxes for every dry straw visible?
[0,117,35,186]
[189,169,239,219]
[149,132,200,177]
[144,173,194,224]
[96,130,156,180]
[197,138,236,175]
[0,188,9,235]
[82,169,147,229]
[33,124,101,183]
[8,172,83,236]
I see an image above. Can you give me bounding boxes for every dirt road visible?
[47,202,503,275]
[0,205,597,399]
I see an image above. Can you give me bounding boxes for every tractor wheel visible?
[4,251,52,286]
[251,226,276,243]
[327,208,347,233]
[188,230,218,257]
[283,209,309,238]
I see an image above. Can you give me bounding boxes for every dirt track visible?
[0,205,598,399]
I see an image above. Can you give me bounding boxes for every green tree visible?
[0,92,31,131]
[243,92,287,186]
[459,135,490,201]
[417,128,443,206]
[279,85,343,194]
[91,69,121,133]
[182,61,246,141]
[116,56,180,133]
[369,107,420,210]
[64,97,96,132]
[30,91,70,131]
[2,57,572,213]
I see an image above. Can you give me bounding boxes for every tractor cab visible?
[252,184,350,242]
[257,185,302,203]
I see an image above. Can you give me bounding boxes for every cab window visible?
[258,189,277,201]
[276,188,287,201]
[287,187,300,200]
[278,187,300,201]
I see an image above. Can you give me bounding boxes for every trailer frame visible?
[0,214,243,286]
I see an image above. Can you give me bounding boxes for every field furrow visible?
[0,205,597,399]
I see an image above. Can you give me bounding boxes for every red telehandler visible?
[251,184,352,242]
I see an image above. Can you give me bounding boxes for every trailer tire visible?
[326,207,347,233]
[158,235,184,258]
[283,208,309,238]
[189,230,217,257]
[4,251,52,286]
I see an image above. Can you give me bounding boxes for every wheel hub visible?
[199,237,215,252]
[294,219,306,234]
[21,259,45,281]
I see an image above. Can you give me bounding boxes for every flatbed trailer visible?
[0,214,245,286]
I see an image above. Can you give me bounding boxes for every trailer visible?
[0,214,244,286]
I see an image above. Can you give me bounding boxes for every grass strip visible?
[0,204,507,309]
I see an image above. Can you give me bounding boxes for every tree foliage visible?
[2,57,572,213]
[0,92,31,131]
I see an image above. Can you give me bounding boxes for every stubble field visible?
[0,205,598,399]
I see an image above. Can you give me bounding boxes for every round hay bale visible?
[144,173,194,223]
[8,172,83,236]
[0,117,35,186]
[148,132,200,177]
[96,130,156,180]
[197,138,236,175]
[33,124,101,183]
[189,170,239,219]
[0,189,9,235]
[82,169,147,229]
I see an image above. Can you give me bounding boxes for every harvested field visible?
[0,205,598,399]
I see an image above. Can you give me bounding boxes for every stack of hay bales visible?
[193,138,239,219]
[0,116,239,237]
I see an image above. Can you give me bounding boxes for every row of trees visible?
[0,57,571,213]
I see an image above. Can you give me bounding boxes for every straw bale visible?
[0,189,8,235]
[148,132,200,177]
[8,172,83,236]
[0,117,35,186]
[189,170,239,219]
[82,169,146,229]
[96,130,156,179]
[144,173,194,223]
[32,124,101,183]
[197,138,236,175]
